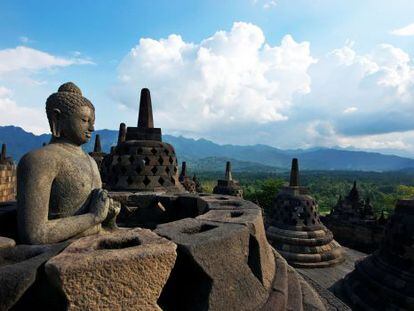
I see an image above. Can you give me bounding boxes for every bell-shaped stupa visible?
[102,88,182,192]
[178,161,196,193]
[192,174,203,193]
[341,198,414,309]
[213,161,243,197]
[266,158,344,268]
[89,134,106,170]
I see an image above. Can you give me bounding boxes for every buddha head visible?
[46,82,95,145]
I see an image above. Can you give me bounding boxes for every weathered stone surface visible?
[321,216,384,253]
[267,159,344,268]
[213,161,243,198]
[295,246,365,310]
[329,181,376,222]
[299,276,330,311]
[178,162,197,193]
[112,192,208,228]
[0,243,67,310]
[102,89,183,193]
[155,218,269,311]
[0,144,16,203]
[45,228,177,311]
[192,174,204,193]
[322,181,385,253]
[341,198,414,310]
[197,207,275,290]
[261,249,326,311]
[0,237,15,249]
[3,183,329,310]
[202,194,260,211]
[17,82,118,245]
[300,274,350,311]
[89,134,106,170]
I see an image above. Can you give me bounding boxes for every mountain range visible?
[1,125,414,172]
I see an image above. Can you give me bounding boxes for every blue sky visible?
[1,0,414,155]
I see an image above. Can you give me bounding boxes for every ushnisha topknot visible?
[46,82,94,127]
[57,82,83,96]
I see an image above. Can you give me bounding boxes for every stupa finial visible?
[138,88,154,128]
[118,123,126,145]
[225,161,233,181]
[94,134,102,153]
[179,161,187,182]
[1,143,6,161]
[289,158,300,187]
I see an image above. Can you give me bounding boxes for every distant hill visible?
[181,156,281,173]
[1,125,414,172]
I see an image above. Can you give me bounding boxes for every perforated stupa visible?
[266,158,344,268]
[102,88,182,192]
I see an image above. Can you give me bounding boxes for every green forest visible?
[194,170,414,218]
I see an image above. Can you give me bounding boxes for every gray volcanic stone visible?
[342,198,414,310]
[0,143,17,203]
[260,249,326,311]
[0,237,15,249]
[212,161,243,198]
[202,195,259,211]
[45,228,177,311]
[298,276,329,311]
[89,134,106,170]
[155,218,269,311]
[267,159,344,268]
[17,82,118,245]
[0,243,67,310]
[197,207,275,290]
[102,89,183,193]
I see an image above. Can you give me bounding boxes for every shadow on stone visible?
[230,211,244,218]
[97,237,141,250]
[10,263,67,311]
[247,235,263,285]
[181,224,217,235]
[158,247,213,311]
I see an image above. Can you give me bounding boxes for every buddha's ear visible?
[51,108,62,138]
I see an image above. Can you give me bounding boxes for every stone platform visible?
[339,198,414,310]
[321,216,385,253]
[0,193,329,310]
[296,247,366,311]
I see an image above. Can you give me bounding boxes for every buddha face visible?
[60,106,95,146]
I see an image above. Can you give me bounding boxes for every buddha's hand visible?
[102,198,121,229]
[89,189,110,224]
[108,198,121,218]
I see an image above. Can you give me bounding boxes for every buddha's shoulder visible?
[19,145,63,168]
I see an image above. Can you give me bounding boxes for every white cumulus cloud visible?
[0,86,47,134]
[299,41,414,138]
[263,0,277,9]
[343,107,358,114]
[0,46,94,74]
[390,23,414,36]
[113,22,316,134]
[0,46,94,133]
[112,23,414,155]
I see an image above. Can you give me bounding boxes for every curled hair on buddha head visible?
[46,82,95,137]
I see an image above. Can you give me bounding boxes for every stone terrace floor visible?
[296,247,367,311]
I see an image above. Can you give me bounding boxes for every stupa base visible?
[267,225,344,269]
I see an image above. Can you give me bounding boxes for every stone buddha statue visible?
[17,82,119,244]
